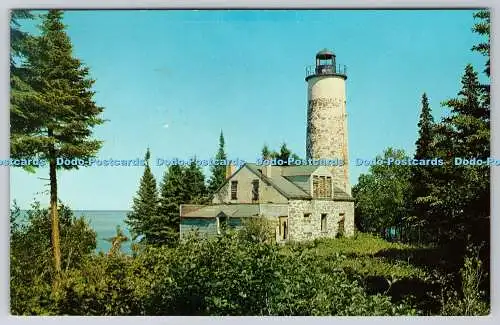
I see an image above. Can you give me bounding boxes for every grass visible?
[281,233,428,278]
[279,232,439,312]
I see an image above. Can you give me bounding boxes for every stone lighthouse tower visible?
[305,49,351,195]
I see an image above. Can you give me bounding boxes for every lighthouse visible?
[305,49,351,195]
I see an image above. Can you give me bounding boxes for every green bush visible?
[10,201,97,315]
[440,246,489,316]
[143,232,417,315]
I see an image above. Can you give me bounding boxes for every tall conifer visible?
[184,158,207,204]
[410,93,435,241]
[208,131,227,193]
[429,64,490,245]
[158,164,186,244]
[126,148,159,242]
[261,144,271,160]
[10,10,104,277]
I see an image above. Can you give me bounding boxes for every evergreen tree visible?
[261,144,271,160]
[10,10,33,62]
[428,64,489,245]
[208,131,227,193]
[10,10,104,277]
[260,143,302,165]
[158,164,187,245]
[278,143,301,165]
[472,10,490,77]
[409,93,436,242]
[184,158,207,204]
[126,148,159,243]
[414,93,435,159]
[10,10,36,173]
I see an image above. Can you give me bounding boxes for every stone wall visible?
[287,199,354,241]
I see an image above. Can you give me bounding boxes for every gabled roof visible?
[245,163,311,199]
[211,162,354,202]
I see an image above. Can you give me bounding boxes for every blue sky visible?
[10,9,488,210]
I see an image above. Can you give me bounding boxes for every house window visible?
[321,214,327,232]
[231,181,238,200]
[252,179,259,201]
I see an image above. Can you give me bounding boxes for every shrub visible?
[440,245,489,315]
[144,232,417,315]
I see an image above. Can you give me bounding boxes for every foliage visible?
[352,148,412,237]
[419,64,490,246]
[260,142,301,164]
[105,226,129,256]
[126,148,160,244]
[410,93,437,243]
[184,157,208,203]
[471,9,490,77]
[440,245,489,315]
[10,201,97,315]
[55,254,146,315]
[10,9,105,275]
[11,9,105,166]
[237,217,276,244]
[12,206,490,316]
[157,164,186,245]
[129,152,207,247]
[207,130,227,193]
[10,10,35,175]
[143,232,416,316]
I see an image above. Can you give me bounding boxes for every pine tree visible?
[208,130,227,193]
[442,64,489,157]
[415,93,435,159]
[158,164,187,245]
[10,10,104,277]
[472,10,490,77]
[409,93,436,242]
[260,143,301,165]
[184,158,207,204]
[10,10,36,173]
[126,148,159,242]
[429,64,490,245]
[277,143,292,163]
[261,144,271,160]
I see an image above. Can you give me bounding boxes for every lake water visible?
[73,210,132,254]
[17,210,133,254]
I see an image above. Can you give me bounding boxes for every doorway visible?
[279,216,288,240]
[337,213,345,237]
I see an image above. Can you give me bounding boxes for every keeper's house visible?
[179,163,355,242]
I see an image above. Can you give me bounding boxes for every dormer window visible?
[313,175,332,198]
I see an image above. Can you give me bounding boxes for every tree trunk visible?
[48,131,61,277]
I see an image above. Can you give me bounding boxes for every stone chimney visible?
[225,163,236,179]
